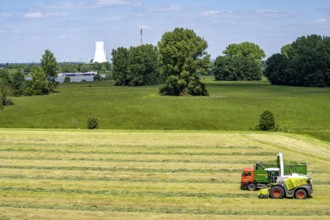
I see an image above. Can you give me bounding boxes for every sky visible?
[1,0,330,63]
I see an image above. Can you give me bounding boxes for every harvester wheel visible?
[295,189,307,199]
[270,186,284,199]
[247,183,257,191]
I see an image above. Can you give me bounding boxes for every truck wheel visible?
[295,189,307,199]
[270,186,284,199]
[247,183,257,191]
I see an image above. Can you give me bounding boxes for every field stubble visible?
[0,129,329,219]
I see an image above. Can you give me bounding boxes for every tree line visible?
[0,50,59,109]
[111,29,330,97]
[265,35,330,87]
[0,50,113,109]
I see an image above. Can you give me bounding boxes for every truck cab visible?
[241,168,255,190]
[241,165,279,191]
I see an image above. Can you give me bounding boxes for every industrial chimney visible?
[93,41,107,63]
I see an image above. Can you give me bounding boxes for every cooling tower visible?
[93,41,107,63]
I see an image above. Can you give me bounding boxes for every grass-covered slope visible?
[0,129,329,219]
[0,78,330,140]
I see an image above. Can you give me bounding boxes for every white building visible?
[56,72,97,83]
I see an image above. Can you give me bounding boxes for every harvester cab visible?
[264,168,279,183]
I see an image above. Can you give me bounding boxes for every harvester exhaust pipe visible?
[278,152,284,177]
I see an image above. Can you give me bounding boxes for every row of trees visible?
[111,31,330,97]
[264,35,330,87]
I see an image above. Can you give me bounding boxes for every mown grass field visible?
[0,129,329,219]
[0,78,330,141]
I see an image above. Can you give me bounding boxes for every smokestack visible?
[93,41,107,63]
[140,28,143,45]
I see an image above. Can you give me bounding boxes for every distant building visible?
[93,41,107,63]
[56,72,97,83]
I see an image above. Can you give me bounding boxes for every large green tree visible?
[265,35,330,87]
[264,54,291,85]
[26,66,51,96]
[11,69,26,96]
[112,47,129,85]
[213,42,265,81]
[223,42,266,60]
[112,44,161,86]
[41,49,58,78]
[127,44,160,86]
[0,68,26,98]
[158,28,209,96]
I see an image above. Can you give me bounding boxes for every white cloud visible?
[149,4,182,12]
[40,0,138,10]
[139,25,149,29]
[311,18,328,24]
[96,0,135,5]
[25,11,67,18]
[201,10,219,16]
[0,13,12,18]
[39,1,78,10]
[256,10,290,18]
[99,15,126,22]
[25,12,43,18]
[201,10,234,17]
[47,11,68,17]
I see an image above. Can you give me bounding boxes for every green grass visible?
[1,78,330,141]
[0,130,330,219]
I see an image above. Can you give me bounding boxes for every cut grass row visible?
[1,202,329,216]
[0,156,264,164]
[0,148,276,156]
[0,164,242,173]
[1,185,329,213]
[1,175,329,185]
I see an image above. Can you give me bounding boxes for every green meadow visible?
[1,78,330,141]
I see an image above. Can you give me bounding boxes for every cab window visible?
[243,172,251,176]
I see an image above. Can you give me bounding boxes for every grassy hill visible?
[0,129,329,219]
[1,78,330,141]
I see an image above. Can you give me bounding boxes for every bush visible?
[64,76,71,83]
[0,78,11,109]
[256,111,277,131]
[87,118,99,129]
